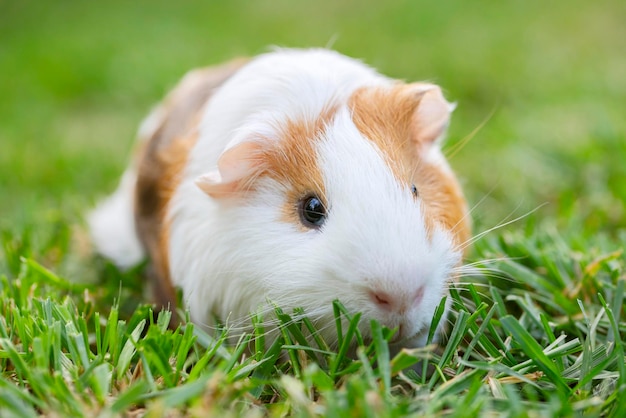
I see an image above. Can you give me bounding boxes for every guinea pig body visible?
[89,49,470,349]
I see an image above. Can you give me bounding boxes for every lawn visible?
[1,0,625,416]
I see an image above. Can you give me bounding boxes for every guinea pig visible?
[88,48,471,350]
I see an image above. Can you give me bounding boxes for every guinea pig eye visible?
[299,195,326,228]
[411,184,419,198]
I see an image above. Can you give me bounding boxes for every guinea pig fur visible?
[88,48,471,350]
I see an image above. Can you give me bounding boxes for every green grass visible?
[1,0,625,416]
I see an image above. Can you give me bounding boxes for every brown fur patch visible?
[349,85,471,250]
[135,132,197,310]
[257,109,336,229]
[134,59,246,309]
[349,85,418,184]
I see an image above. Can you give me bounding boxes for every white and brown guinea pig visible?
[88,48,471,350]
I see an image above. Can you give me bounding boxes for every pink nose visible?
[368,286,425,313]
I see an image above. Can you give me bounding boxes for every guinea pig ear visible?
[409,84,455,145]
[195,141,265,198]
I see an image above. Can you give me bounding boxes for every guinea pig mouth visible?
[355,315,419,345]
[357,327,420,348]
[388,324,405,344]
[389,322,430,346]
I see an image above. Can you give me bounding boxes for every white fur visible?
[88,168,145,268]
[166,49,460,345]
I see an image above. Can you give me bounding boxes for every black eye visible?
[411,184,419,198]
[299,195,326,228]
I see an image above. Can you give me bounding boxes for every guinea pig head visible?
[193,83,470,347]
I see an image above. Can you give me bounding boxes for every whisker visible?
[325,34,340,51]
[450,181,501,236]
[454,256,518,269]
[444,106,497,160]
[456,202,548,252]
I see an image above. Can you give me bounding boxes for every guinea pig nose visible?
[369,286,425,313]
[368,290,395,311]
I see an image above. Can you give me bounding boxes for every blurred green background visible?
[1,0,624,239]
